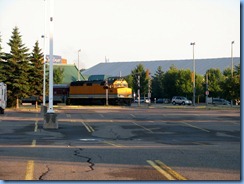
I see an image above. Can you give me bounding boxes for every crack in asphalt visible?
[109,127,120,140]
[74,148,94,172]
[39,165,50,180]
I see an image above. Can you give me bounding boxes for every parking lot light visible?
[190,42,196,106]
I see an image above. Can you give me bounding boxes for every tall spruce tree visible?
[29,41,44,102]
[6,27,31,107]
[0,34,6,82]
[131,64,148,98]
[53,67,64,84]
[151,66,164,99]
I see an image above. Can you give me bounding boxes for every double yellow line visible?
[66,114,94,133]
[82,122,94,132]
[147,160,187,180]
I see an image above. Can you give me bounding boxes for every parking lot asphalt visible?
[0,105,241,180]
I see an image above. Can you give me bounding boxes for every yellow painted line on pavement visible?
[31,140,36,147]
[25,160,34,180]
[132,122,153,133]
[34,121,38,132]
[99,114,104,118]
[34,113,38,132]
[87,122,94,132]
[147,160,187,180]
[147,160,175,180]
[103,141,123,147]
[182,122,210,133]
[155,160,187,180]
[82,122,94,132]
[130,114,135,118]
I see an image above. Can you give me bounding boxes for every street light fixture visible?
[190,42,196,106]
[78,49,81,81]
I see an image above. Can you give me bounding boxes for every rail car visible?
[66,77,132,105]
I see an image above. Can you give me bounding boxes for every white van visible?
[0,82,7,114]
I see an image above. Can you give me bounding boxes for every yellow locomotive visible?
[67,77,132,105]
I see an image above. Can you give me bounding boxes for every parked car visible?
[212,98,230,105]
[145,98,151,103]
[171,96,192,105]
[156,98,170,104]
[156,98,164,103]
[134,98,144,103]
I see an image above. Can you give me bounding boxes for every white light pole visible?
[44,0,58,129]
[231,41,234,107]
[47,0,54,113]
[190,42,196,106]
[42,35,46,106]
[78,49,81,81]
[42,0,47,106]
[137,75,140,107]
[231,41,234,77]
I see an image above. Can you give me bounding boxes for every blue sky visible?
[0,0,240,69]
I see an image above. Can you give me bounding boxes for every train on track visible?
[22,77,133,106]
[66,77,132,106]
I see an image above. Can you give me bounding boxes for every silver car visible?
[171,96,192,105]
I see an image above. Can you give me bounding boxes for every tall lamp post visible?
[231,41,234,77]
[42,35,46,106]
[44,0,58,129]
[231,41,234,106]
[190,42,196,106]
[78,49,81,81]
[42,0,47,107]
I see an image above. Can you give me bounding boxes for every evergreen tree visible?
[0,34,6,82]
[29,41,44,102]
[124,74,133,88]
[151,66,164,99]
[130,64,148,98]
[54,67,64,84]
[6,27,31,107]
